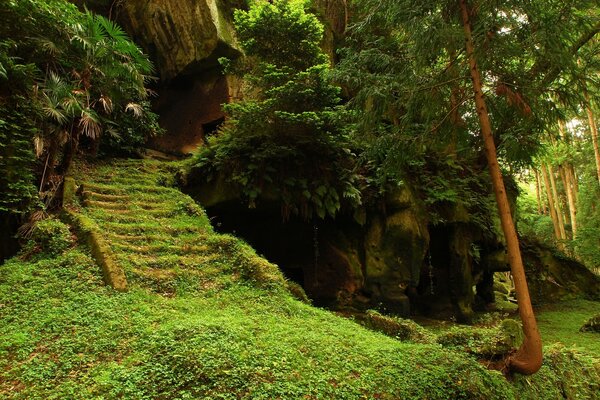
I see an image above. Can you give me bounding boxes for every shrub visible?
[27,218,73,256]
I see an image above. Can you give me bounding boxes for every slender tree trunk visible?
[548,165,567,240]
[557,121,577,236]
[460,0,542,375]
[534,169,543,215]
[584,90,600,185]
[541,164,563,246]
[568,165,579,202]
[559,165,577,237]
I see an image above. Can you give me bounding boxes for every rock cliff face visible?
[71,0,244,154]
[116,0,243,154]
[119,0,242,81]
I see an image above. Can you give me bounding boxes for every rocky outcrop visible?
[522,239,600,303]
[119,0,241,81]
[364,186,429,315]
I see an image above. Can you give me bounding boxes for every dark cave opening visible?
[202,117,225,143]
[419,225,452,299]
[206,202,315,290]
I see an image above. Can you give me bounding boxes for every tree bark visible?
[568,165,579,203]
[558,121,577,236]
[559,165,576,237]
[541,164,564,247]
[584,90,600,185]
[534,169,543,215]
[460,0,542,375]
[548,165,567,241]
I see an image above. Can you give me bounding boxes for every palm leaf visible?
[79,108,102,139]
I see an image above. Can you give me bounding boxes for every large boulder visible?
[522,239,600,303]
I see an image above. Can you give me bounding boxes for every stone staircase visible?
[65,158,281,295]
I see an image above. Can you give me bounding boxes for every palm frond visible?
[79,108,102,139]
[125,102,143,118]
[33,135,45,158]
[98,94,113,114]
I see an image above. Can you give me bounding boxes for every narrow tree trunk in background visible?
[534,169,543,215]
[460,0,542,376]
[584,90,600,185]
[559,165,577,237]
[548,165,567,241]
[569,165,579,202]
[557,121,577,236]
[541,164,563,248]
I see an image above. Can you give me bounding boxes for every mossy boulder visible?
[580,314,600,333]
[436,319,523,358]
[522,239,600,303]
[358,310,435,343]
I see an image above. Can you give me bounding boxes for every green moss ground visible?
[0,158,598,399]
[536,299,600,355]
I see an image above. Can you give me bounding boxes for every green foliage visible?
[335,0,599,234]
[0,0,160,215]
[436,320,523,358]
[1,159,600,398]
[360,310,435,343]
[193,0,361,220]
[0,99,39,214]
[26,218,73,257]
[516,187,556,246]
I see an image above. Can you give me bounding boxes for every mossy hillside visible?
[0,158,598,399]
[4,246,599,400]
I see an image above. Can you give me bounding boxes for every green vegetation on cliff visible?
[192,0,362,220]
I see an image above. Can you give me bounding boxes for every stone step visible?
[89,176,161,186]
[119,253,218,269]
[82,191,131,202]
[107,232,205,244]
[81,182,175,195]
[111,242,209,256]
[85,207,177,220]
[99,221,205,236]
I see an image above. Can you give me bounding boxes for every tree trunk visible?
[541,164,564,247]
[534,169,543,215]
[548,165,567,240]
[460,0,542,375]
[584,90,600,185]
[559,165,577,237]
[568,164,579,202]
[558,121,577,236]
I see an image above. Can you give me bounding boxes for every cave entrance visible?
[420,225,453,300]
[201,117,225,143]
[206,202,315,289]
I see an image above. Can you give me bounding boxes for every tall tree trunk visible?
[548,165,567,240]
[534,169,543,215]
[541,164,563,246]
[568,165,579,202]
[584,90,600,185]
[559,165,577,237]
[557,121,577,236]
[460,0,542,375]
